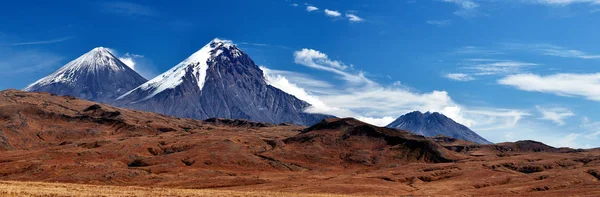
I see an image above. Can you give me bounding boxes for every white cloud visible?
[120,57,135,70]
[261,66,334,112]
[357,116,396,127]
[442,0,480,17]
[454,46,504,55]
[498,73,600,101]
[300,5,364,23]
[294,49,369,86]
[306,5,319,12]
[0,48,64,75]
[291,3,298,7]
[324,9,342,17]
[107,48,157,79]
[294,48,350,70]
[265,48,528,130]
[426,20,452,26]
[118,53,144,70]
[536,106,575,125]
[507,44,600,59]
[445,73,475,81]
[346,13,364,22]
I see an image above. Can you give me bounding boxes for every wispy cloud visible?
[440,0,600,17]
[507,44,600,59]
[536,106,575,126]
[498,73,600,101]
[443,0,479,9]
[100,1,158,17]
[324,9,342,17]
[466,61,539,76]
[581,117,600,140]
[239,42,269,47]
[449,59,539,78]
[454,46,504,55]
[426,20,452,26]
[526,0,600,6]
[442,0,480,17]
[238,42,291,50]
[4,36,73,46]
[445,73,475,81]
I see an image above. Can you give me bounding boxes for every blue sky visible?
[1,0,600,148]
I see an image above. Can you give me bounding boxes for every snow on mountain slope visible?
[23,47,147,103]
[118,39,235,101]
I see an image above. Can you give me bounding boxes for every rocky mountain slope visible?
[115,38,331,126]
[387,111,492,144]
[23,47,147,103]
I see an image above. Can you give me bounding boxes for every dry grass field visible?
[0,181,372,197]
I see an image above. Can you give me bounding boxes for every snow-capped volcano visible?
[24,47,147,103]
[116,38,332,125]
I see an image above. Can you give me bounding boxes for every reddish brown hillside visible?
[1,90,600,196]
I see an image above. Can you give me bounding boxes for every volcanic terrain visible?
[1,90,600,196]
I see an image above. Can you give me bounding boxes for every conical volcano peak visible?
[63,46,130,73]
[85,47,117,60]
[91,46,111,52]
[22,46,147,102]
[387,111,492,144]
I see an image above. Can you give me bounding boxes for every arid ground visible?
[1,90,600,196]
